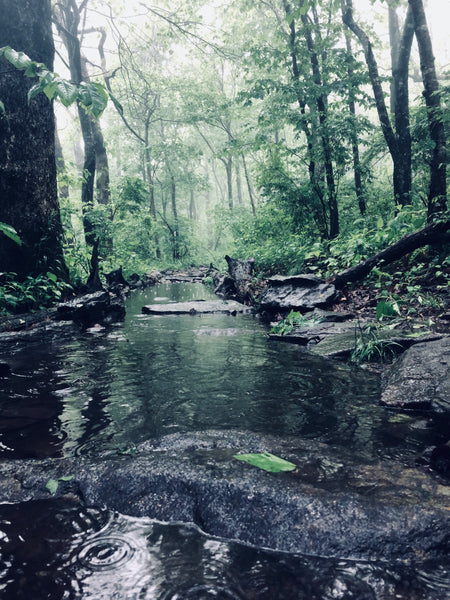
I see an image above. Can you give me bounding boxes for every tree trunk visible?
[55,130,69,201]
[170,174,179,260]
[0,0,67,278]
[343,29,366,216]
[242,155,256,216]
[53,0,96,246]
[329,220,450,289]
[390,5,415,207]
[342,0,413,209]
[283,0,329,239]
[189,189,197,221]
[408,0,447,219]
[300,1,339,238]
[144,117,161,259]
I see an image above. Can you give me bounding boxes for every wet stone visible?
[381,336,450,412]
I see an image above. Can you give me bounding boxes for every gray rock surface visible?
[142,299,252,315]
[381,336,450,411]
[259,275,336,311]
[0,431,448,562]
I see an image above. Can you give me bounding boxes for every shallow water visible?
[0,282,449,599]
[0,283,447,460]
[0,499,448,600]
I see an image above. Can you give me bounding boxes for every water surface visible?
[0,283,448,599]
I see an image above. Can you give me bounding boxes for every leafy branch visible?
[0,46,122,119]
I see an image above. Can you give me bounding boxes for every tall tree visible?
[0,0,67,278]
[53,0,112,249]
[408,0,447,220]
[342,0,415,208]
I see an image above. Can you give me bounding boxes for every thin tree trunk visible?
[408,0,447,219]
[343,29,366,216]
[170,174,179,260]
[283,0,329,239]
[55,129,69,200]
[342,0,413,209]
[189,189,197,221]
[235,159,243,206]
[242,155,256,216]
[300,1,339,238]
[144,117,161,259]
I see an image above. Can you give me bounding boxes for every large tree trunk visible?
[408,0,447,219]
[0,0,67,279]
[328,220,450,289]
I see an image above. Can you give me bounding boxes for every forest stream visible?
[0,282,448,599]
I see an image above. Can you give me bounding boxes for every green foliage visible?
[375,300,400,320]
[0,222,21,246]
[350,322,401,364]
[0,46,116,119]
[271,310,323,335]
[234,452,297,473]
[0,272,72,315]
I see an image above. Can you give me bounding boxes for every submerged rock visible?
[0,431,448,563]
[381,336,450,411]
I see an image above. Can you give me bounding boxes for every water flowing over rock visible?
[381,337,450,412]
[0,431,448,563]
[259,274,337,311]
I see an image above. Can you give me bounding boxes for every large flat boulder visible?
[142,299,252,315]
[259,275,336,311]
[0,431,448,563]
[381,336,450,412]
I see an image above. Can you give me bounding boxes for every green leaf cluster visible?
[0,46,114,118]
[0,272,72,315]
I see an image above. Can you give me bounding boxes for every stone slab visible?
[142,300,252,315]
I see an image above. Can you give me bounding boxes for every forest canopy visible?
[0,0,448,302]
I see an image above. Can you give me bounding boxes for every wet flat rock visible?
[311,328,442,359]
[381,336,450,411]
[142,300,252,315]
[0,431,448,563]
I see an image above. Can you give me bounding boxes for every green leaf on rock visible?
[233,452,297,473]
[45,475,74,494]
[46,478,59,495]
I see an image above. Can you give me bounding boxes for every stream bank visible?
[0,267,449,598]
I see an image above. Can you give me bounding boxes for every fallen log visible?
[328,219,450,289]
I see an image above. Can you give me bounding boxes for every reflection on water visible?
[0,499,448,600]
[0,283,449,599]
[0,283,447,461]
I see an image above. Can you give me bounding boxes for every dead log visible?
[328,219,450,289]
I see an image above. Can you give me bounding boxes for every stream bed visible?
[0,283,448,599]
